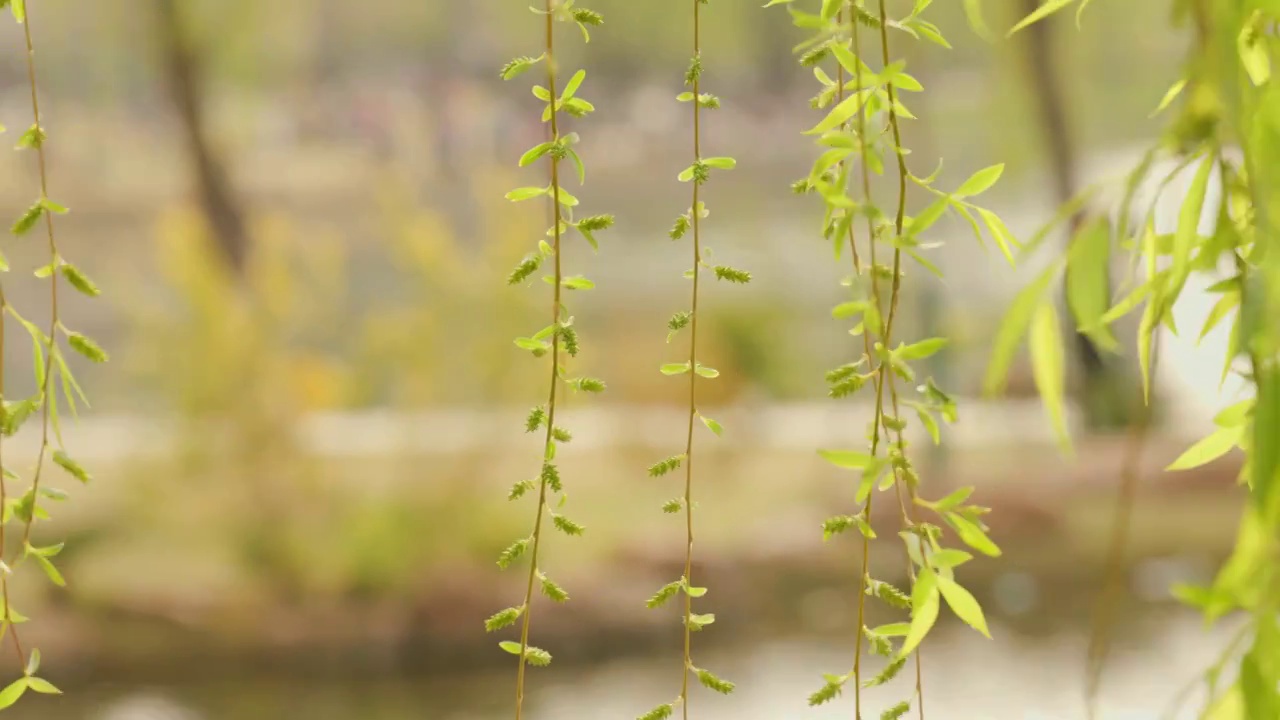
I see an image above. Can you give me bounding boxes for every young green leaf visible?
[953,164,1004,197]
[1066,218,1118,351]
[700,415,723,436]
[896,337,948,360]
[899,569,940,657]
[984,263,1058,396]
[0,678,26,711]
[1166,427,1241,471]
[937,576,991,637]
[68,332,108,363]
[1008,0,1078,36]
[818,449,873,469]
[52,450,91,483]
[1029,300,1069,451]
[24,677,58,695]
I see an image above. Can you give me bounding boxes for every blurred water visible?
[8,610,1235,720]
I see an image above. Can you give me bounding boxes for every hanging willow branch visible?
[0,0,107,711]
[486,2,612,719]
[999,0,1280,716]
[769,1,1008,717]
[639,1,747,718]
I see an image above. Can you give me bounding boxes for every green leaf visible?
[52,450,91,483]
[566,148,586,185]
[973,207,1017,266]
[519,142,555,167]
[1214,400,1253,428]
[0,678,26,711]
[1029,300,1069,451]
[31,553,64,587]
[24,677,58,695]
[896,337,948,360]
[1166,427,1240,471]
[1238,12,1272,86]
[695,364,720,378]
[900,568,939,657]
[39,198,67,215]
[702,157,736,170]
[983,263,1058,396]
[1150,78,1187,117]
[60,263,100,297]
[498,641,523,655]
[818,449,872,469]
[915,406,940,444]
[949,514,1002,557]
[24,648,38,676]
[660,363,691,376]
[805,90,870,136]
[561,275,594,290]
[68,332,108,363]
[932,486,974,511]
[700,415,723,436]
[1066,218,1118,351]
[505,186,548,202]
[937,576,991,637]
[11,203,42,236]
[1166,156,1214,307]
[560,69,586,101]
[954,164,1004,198]
[874,622,911,637]
[9,0,24,24]
[929,549,973,569]
[1008,0,1077,36]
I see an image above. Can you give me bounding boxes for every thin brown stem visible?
[514,3,565,718]
[0,289,24,669]
[1084,339,1159,720]
[679,3,702,717]
[842,8,876,716]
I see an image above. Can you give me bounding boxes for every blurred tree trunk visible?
[156,0,249,276]
[1019,0,1121,430]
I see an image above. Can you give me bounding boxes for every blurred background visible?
[0,1,1249,718]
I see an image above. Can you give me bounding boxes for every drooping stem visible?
[0,288,26,669]
[17,0,63,562]
[865,0,927,714]
[679,3,703,717]
[1084,338,1160,720]
[514,3,566,718]
[840,6,875,713]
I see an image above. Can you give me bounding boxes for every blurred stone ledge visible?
[0,398,1196,463]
